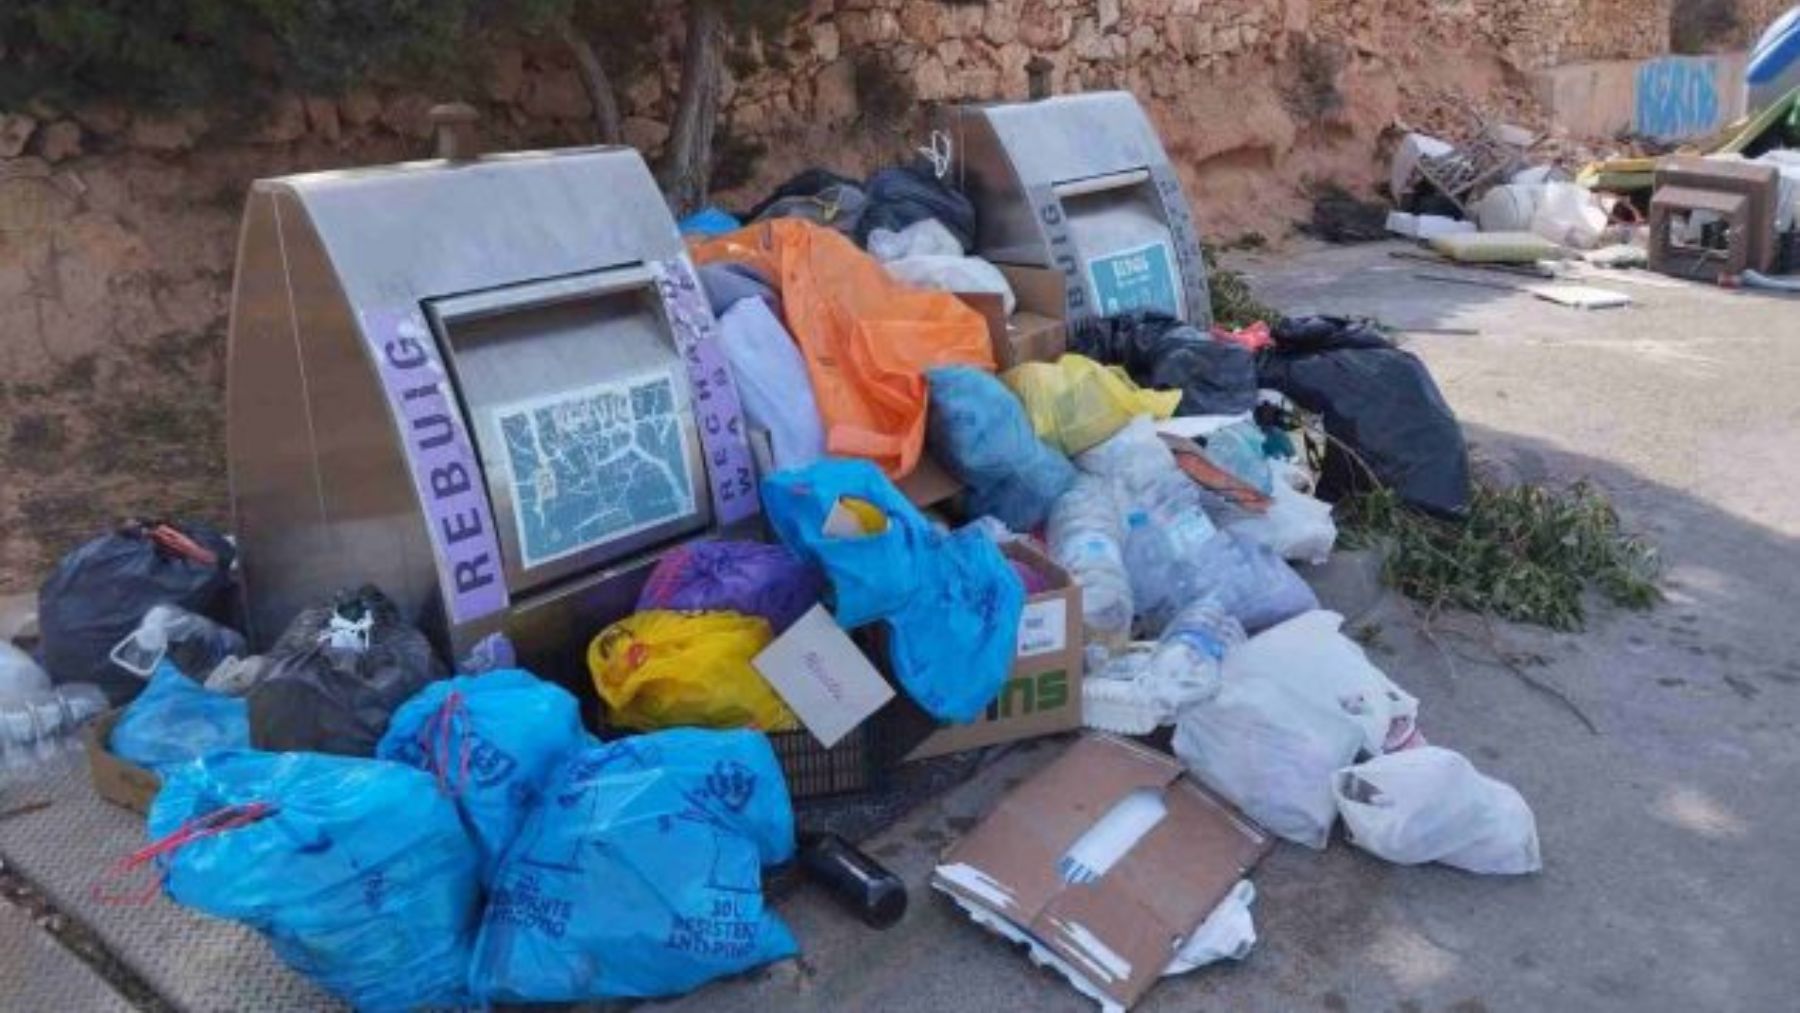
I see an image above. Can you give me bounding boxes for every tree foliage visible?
[0,0,482,108]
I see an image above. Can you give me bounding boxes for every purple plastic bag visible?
[636,541,825,633]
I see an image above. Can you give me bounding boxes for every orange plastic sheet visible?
[691,219,994,478]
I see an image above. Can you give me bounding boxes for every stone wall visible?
[0,0,1703,588]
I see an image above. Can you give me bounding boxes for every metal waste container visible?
[942,91,1212,327]
[226,147,759,681]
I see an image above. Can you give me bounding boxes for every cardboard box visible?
[905,540,1084,761]
[747,425,963,512]
[83,708,160,814]
[956,267,1070,371]
[932,734,1273,1011]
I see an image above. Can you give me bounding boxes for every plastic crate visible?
[769,723,882,800]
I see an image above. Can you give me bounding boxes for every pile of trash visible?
[1372,69,1800,298]
[3,140,1539,1013]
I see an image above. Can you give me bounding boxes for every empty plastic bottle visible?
[1047,476,1134,647]
[0,683,108,785]
[1146,602,1246,708]
[1082,604,1247,735]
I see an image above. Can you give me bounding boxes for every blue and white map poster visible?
[496,368,697,569]
[1087,241,1182,319]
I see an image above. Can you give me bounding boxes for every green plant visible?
[1341,482,1663,631]
[1203,246,1281,329]
[1,1,483,108]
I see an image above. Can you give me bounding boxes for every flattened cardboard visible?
[932,734,1272,1010]
[753,605,896,748]
[955,289,1066,370]
[896,454,963,510]
[83,708,160,814]
[998,312,1067,371]
[905,540,1085,760]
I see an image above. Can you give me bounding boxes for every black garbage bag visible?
[747,167,867,235]
[855,162,977,252]
[1070,310,1259,416]
[745,168,861,220]
[1259,316,1470,517]
[37,520,237,706]
[247,586,446,757]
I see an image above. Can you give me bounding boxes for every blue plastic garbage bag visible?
[680,206,743,237]
[109,661,247,771]
[927,366,1077,532]
[470,728,797,1002]
[886,526,1028,719]
[376,669,587,881]
[762,459,1025,721]
[761,458,931,627]
[147,751,482,1012]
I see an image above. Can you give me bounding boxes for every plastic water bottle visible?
[0,683,108,785]
[1146,602,1246,708]
[1047,477,1134,647]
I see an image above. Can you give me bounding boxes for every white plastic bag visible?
[1333,747,1542,874]
[1224,610,1417,754]
[881,255,1017,315]
[717,298,827,471]
[1166,880,1257,975]
[868,219,962,260]
[1528,183,1607,250]
[1174,673,1364,849]
[0,642,52,706]
[1224,463,1337,564]
[872,220,1016,314]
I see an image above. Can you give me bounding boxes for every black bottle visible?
[798,832,908,930]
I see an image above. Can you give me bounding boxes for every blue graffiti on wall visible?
[1635,57,1723,140]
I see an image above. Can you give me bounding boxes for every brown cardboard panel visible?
[905,540,1085,760]
[998,265,1071,318]
[998,312,1067,370]
[932,734,1273,1010]
[897,454,963,509]
[83,709,160,814]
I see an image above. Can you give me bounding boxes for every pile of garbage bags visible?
[6,145,1529,1012]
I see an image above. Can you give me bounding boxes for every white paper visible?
[752,605,894,748]
[1017,599,1068,657]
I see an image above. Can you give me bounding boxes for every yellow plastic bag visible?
[587,611,798,732]
[1001,354,1181,455]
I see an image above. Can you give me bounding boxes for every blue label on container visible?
[1087,242,1181,319]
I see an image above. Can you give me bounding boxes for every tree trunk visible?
[557,20,623,146]
[661,0,726,216]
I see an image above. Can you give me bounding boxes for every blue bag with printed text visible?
[147,751,482,1012]
[376,669,588,882]
[470,728,797,1002]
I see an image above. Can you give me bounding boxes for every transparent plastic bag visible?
[1223,463,1338,565]
[1202,421,1273,495]
[1334,746,1541,874]
[109,604,246,682]
[0,642,51,705]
